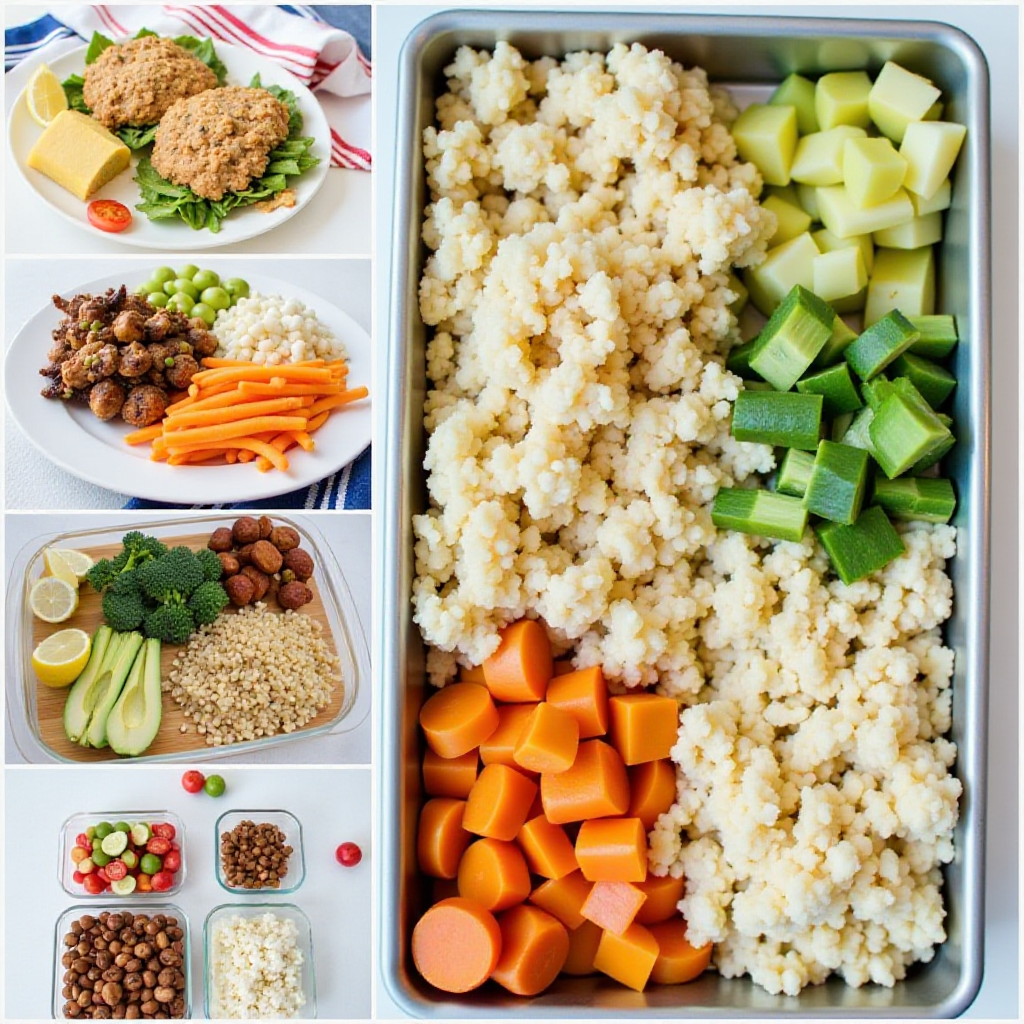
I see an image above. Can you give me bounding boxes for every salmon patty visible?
[83,36,219,129]
[150,86,291,201]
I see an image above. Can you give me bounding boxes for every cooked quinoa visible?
[411,41,963,997]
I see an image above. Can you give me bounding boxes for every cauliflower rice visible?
[412,41,961,996]
[213,292,345,365]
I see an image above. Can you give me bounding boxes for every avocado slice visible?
[63,629,144,747]
[106,638,163,757]
[84,631,144,749]
[63,626,116,743]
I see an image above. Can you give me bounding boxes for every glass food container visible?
[7,513,370,763]
[215,809,306,895]
[204,902,316,1019]
[53,902,191,1019]
[59,810,187,897]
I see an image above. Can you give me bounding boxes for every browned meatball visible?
[232,517,261,545]
[144,311,176,342]
[282,548,314,582]
[165,354,199,390]
[88,379,126,421]
[112,310,146,344]
[118,342,152,378]
[60,342,118,388]
[225,574,254,607]
[236,544,254,566]
[208,528,233,553]
[269,527,300,552]
[187,327,218,358]
[278,581,313,610]
[258,516,274,540]
[121,386,168,428]
[217,552,240,575]
[249,540,283,575]
[240,565,270,601]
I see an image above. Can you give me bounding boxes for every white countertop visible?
[4,510,372,764]
[373,4,1019,1019]
[4,258,370,509]
[3,765,372,1019]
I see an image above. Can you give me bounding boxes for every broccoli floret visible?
[144,603,195,645]
[188,581,230,625]
[109,569,142,597]
[137,548,206,604]
[122,531,168,564]
[196,547,223,582]
[102,590,148,632]
[86,558,119,592]
[85,532,167,592]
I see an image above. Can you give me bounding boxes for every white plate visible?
[8,42,330,251]
[5,271,371,504]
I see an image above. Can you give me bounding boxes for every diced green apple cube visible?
[815,71,873,131]
[872,211,943,249]
[867,61,942,143]
[864,246,936,325]
[923,100,944,121]
[812,247,867,304]
[909,177,952,216]
[743,232,820,316]
[732,103,799,186]
[765,183,801,206]
[769,73,820,134]
[763,194,813,247]
[842,137,908,208]
[817,185,914,238]
[812,227,874,275]
[790,126,867,186]
[796,183,822,221]
[900,121,967,199]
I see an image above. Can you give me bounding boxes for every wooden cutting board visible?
[30,533,345,761]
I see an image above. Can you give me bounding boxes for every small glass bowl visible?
[215,810,306,895]
[204,902,316,1019]
[53,902,191,1020]
[58,810,186,898]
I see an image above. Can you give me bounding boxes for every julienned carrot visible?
[225,450,239,464]
[191,366,333,386]
[306,411,330,432]
[237,381,344,398]
[307,387,370,418]
[166,436,289,471]
[124,424,163,445]
[160,415,308,447]
[163,396,314,428]
[188,380,238,400]
[167,449,228,466]
[238,450,257,463]
[200,357,329,369]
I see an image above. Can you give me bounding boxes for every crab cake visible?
[151,86,291,201]
[83,36,219,129]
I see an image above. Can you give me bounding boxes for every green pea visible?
[190,302,217,327]
[223,278,250,301]
[177,264,201,281]
[147,292,169,309]
[164,357,175,368]
[151,266,176,285]
[192,269,220,291]
[167,293,195,314]
[171,278,200,301]
[91,320,103,332]
[201,286,231,311]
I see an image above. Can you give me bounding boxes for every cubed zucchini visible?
[871,476,956,523]
[796,362,863,417]
[867,61,942,143]
[726,339,758,379]
[889,353,957,408]
[844,309,920,380]
[817,184,915,239]
[861,374,895,411]
[872,211,943,250]
[864,246,935,325]
[725,271,748,316]
[776,448,815,498]
[790,125,867,186]
[712,487,809,543]
[748,284,835,391]
[769,73,820,134]
[804,440,871,525]
[812,227,874,276]
[796,183,822,221]
[732,103,799,186]
[868,379,953,478]
[910,413,955,472]
[731,390,824,450]
[842,136,909,209]
[900,120,968,200]
[811,314,859,369]
[830,287,867,314]
[906,314,958,358]
[812,247,867,304]
[763,194,813,247]
[743,232,820,316]
[816,505,906,584]
[841,405,878,458]
[815,71,873,131]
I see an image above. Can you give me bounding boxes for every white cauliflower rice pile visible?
[412,41,961,996]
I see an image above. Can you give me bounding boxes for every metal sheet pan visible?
[380,10,990,1017]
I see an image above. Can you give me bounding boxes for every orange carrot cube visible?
[628,758,676,829]
[649,918,713,984]
[491,904,569,996]
[546,666,609,739]
[462,764,538,841]
[574,817,648,883]
[514,702,579,773]
[483,620,553,702]
[457,838,531,912]
[552,659,576,676]
[517,815,578,880]
[540,739,630,824]
[634,873,685,926]
[423,748,479,800]
[480,704,536,770]
[417,798,472,879]
[593,922,660,992]
[459,664,486,683]
[608,694,679,765]
[580,880,648,936]
[419,682,499,759]
[562,919,603,975]
[529,870,592,930]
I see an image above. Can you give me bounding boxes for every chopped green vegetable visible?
[811,314,858,370]
[871,476,956,523]
[816,506,906,584]
[725,339,758,379]
[775,449,815,498]
[889,353,957,408]
[844,309,920,381]
[768,73,819,134]
[796,362,863,417]
[712,488,808,543]
[839,405,878,458]
[731,390,824,450]
[749,284,835,391]
[868,379,953,478]
[804,441,870,525]
[731,103,798,186]
[815,71,872,131]
[906,314,958,358]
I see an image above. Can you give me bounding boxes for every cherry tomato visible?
[335,842,362,867]
[150,870,174,892]
[152,823,176,841]
[86,199,132,233]
[182,770,206,793]
[96,866,110,884]
[83,873,105,895]
[105,860,128,881]
[72,871,85,884]
[76,832,91,848]
[162,850,182,874]
[204,774,226,797]
[147,837,172,856]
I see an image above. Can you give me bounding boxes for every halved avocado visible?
[64,629,144,748]
[83,632,144,749]
[63,626,116,743]
[106,638,163,757]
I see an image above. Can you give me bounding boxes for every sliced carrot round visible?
[457,838,531,912]
[417,798,472,879]
[483,620,553,702]
[649,918,713,985]
[419,682,499,759]
[412,897,502,993]
[490,904,569,996]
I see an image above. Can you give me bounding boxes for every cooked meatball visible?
[121,385,168,428]
[88,379,126,421]
[165,354,199,390]
[118,342,153,378]
[83,36,219,129]
[112,310,146,344]
[144,310,176,342]
[60,342,118,388]
[187,327,218,357]
[151,87,291,201]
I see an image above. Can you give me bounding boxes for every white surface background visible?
[3,4,372,256]
[3,765,372,1020]
[373,4,1019,1019]
[4,258,371,509]
[4,510,372,764]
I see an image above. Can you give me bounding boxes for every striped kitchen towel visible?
[4,4,371,169]
[122,444,371,512]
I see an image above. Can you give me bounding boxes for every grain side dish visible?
[412,42,960,996]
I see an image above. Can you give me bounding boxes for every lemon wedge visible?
[44,547,81,589]
[25,64,68,128]
[50,547,94,582]
[29,576,79,623]
[32,628,92,687]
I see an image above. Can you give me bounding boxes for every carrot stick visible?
[305,411,330,432]
[167,449,229,466]
[237,381,345,398]
[124,424,163,445]
[191,366,333,386]
[290,431,315,452]
[199,357,328,369]
[307,386,369,418]
[159,415,308,446]
[150,447,169,462]
[166,436,289,471]
[225,449,239,464]
[238,450,257,463]
[163,395,314,429]
[164,395,196,416]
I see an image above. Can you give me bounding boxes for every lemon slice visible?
[32,628,92,687]
[29,577,79,623]
[50,547,94,582]
[44,547,81,589]
[25,64,68,127]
